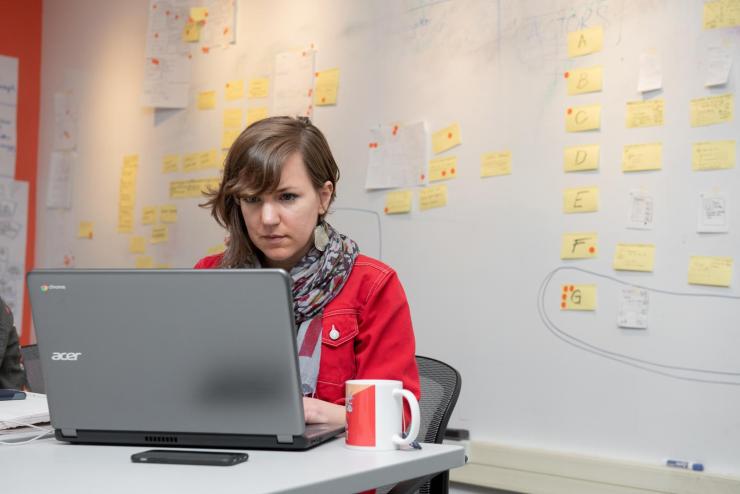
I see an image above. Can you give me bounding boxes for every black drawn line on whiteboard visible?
[538,266,740,386]
[332,207,382,261]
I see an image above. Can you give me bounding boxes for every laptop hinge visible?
[276,435,294,444]
[61,428,78,437]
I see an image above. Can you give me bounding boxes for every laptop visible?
[26,268,345,450]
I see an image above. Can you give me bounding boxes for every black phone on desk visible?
[131,449,249,466]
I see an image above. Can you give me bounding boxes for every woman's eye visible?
[280,193,298,201]
[241,196,260,204]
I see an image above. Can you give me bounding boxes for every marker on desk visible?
[665,459,704,472]
[0,389,26,401]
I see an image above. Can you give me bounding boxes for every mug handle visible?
[391,389,421,447]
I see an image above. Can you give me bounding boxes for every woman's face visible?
[239,152,333,271]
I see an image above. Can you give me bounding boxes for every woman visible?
[196,116,420,426]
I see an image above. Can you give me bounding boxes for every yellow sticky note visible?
[565,66,603,95]
[432,123,462,154]
[419,185,448,211]
[182,21,201,42]
[169,177,221,199]
[561,232,598,259]
[246,107,268,126]
[162,154,180,174]
[560,284,597,311]
[135,256,154,269]
[160,205,178,223]
[690,94,733,127]
[692,141,736,170]
[129,236,146,254]
[151,225,169,244]
[567,26,604,58]
[197,91,216,110]
[202,149,218,169]
[480,151,512,177]
[141,206,157,225]
[564,145,599,172]
[613,244,656,272]
[78,221,94,239]
[626,99,664,128]
[225,80,244,101]
[688,256,733,286]
[384,190,413,214]
[189,6,208,22]
[223,108,242,129]
[429,156,458,182]
[222,129,239,149]
[704,0,740,29]
[563,187,599,213]
[183,152,199,172]
[622,143,662,172]
[248,78,270,99]
[314,68,340,106]
[207,244,226,255]
[565,105,601,132]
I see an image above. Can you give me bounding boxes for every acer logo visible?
[51,352,82,361]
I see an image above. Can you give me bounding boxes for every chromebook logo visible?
[40,284,66,292]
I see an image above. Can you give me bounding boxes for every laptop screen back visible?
[27,269,305,438]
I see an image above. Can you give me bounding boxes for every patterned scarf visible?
[288,223,359,395]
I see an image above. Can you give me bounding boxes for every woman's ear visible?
[318,181,334,215]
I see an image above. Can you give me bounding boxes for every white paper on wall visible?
[0,178,28,333]
[200,0,236,50]
[365,121,428,190]
[0,55,19,177]
[697,190,729,233]
[53,91,77,151]
[46,151,75,209]
[617,287,649,329]
[705,45,733,87]
[627,189,655,230]
[142,0,192,108]
[272,50,315,118]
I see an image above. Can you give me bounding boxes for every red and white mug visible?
[345,379,420,450]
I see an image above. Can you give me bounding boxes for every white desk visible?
[3,436,465,493]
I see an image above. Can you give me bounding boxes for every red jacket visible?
[194,253,421,420]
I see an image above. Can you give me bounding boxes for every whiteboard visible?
[35,0,740,476]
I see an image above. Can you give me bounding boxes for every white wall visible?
[37,0,740,477]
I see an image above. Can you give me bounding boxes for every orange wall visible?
[0,1,41,345]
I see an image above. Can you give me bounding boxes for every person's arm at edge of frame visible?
[0,298,28,390]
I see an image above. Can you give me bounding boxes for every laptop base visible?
[56,425,344,451]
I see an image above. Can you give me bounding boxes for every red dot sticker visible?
[384,207,389,213]
[447,132,453,139]
[441,170,447,176]
[569,285,574,291]
[562,285,568,292]
[225,83,230,88]
[202,46,210,54]
[420,174,425,180]
[321,97,326,103]
[223,27,229,35]
[151,58,160,65]
[567,108,573,115]
[450,168,456,174]
[564,71,569,78]
[589,246,596,253]
[392,125,399,136]
[561,302,567,309]
[561,293,567,300]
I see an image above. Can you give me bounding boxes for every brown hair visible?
[202,116,340,267]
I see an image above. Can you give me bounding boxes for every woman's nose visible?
[260,202,279,225]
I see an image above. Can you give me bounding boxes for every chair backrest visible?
[416,355,462,445]
[20,344,45,393]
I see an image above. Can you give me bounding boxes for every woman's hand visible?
[302,397,345,426]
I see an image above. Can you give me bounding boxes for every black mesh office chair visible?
[388,355,462,494]
[20,344,45,393]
